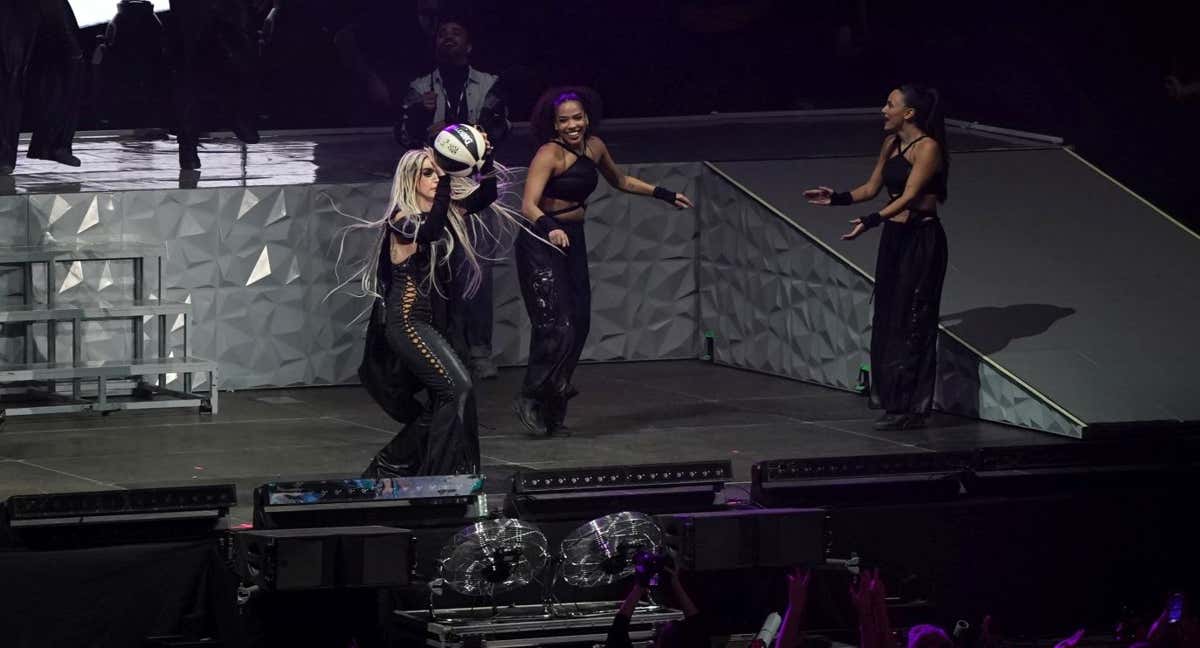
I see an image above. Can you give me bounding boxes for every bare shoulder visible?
[586,135,609,158]
[532,142,561,166]
[911,136,943,163]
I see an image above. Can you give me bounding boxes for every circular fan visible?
[559,511,664,587]
[439,518,549,597]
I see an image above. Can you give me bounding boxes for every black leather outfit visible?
[361,163,496,476]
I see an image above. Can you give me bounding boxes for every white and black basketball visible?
[432,123,487,176]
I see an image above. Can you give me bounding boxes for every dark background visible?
[66,1,1200,231]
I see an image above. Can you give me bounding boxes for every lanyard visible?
[430,71,469,122]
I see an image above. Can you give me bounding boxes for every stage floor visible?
[0,360,1066,524]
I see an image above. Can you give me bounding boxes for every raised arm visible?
[457,151,497,215]
[605,582,645,648]
[777,568,810,648]
[804,135,895,205]
[593,137,694,209]
[390,174,451,244]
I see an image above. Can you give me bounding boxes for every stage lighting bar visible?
[6,484,237,520]
[973,441,1176,472]
[512,461,733,494]
[756,451,975,482]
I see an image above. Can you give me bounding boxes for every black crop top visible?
[541,139,599,205]
[881,135,946,201]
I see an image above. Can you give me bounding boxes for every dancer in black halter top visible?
[805,84,950,431]
[513,87,694,436]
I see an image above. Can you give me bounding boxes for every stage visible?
[0,360,1061,524]
[1,108,1196,513]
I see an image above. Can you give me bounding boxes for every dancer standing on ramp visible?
[805,84,950,430]
[512,87,694,437]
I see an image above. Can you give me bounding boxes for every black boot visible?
[513,396,547,437]
[179,140,200,170]
[29,148,80,167]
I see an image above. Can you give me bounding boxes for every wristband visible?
[652,186,677,204]
[830,191,853,206]
[861,212,883,229]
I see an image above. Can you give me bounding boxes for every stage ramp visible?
[705,148,1200,438]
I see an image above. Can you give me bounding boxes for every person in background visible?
[0,0,84,175]
[397,13,510,379]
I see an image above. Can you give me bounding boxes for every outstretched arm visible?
[593,138,694,209]
[805,136,894,205]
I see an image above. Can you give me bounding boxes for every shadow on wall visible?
[940,304,1076,355]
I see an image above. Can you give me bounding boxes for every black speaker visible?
[963,442,1199,497]
[234,525,412,591]
[3,484,236,549]
[656,508,827,571]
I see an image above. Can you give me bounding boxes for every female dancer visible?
[804,84,949,430]
[513,87,694,436]
[339,138,506,476]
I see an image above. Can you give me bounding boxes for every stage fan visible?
[559,511,664,588]
[438,518,549,597]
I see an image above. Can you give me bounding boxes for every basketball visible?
[432,123,487,176]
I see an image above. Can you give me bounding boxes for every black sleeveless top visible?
[881,135,946,202]
[541,139,599,206]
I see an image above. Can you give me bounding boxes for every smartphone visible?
[1168,592,1185,624]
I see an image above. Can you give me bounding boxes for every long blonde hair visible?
[328,147,534,310]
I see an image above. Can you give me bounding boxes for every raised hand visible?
[804,186,835,205]
[788,567,811,610]
[851,569,893,648]
[842,218,868,240]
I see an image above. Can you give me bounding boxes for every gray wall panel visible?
[699,165,874,391]
[703,162,1083,437]
[0,161,701,389]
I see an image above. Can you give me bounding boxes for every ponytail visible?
[899,83,950,202]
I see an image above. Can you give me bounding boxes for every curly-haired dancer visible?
[513,87,694,437]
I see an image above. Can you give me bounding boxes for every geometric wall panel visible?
[699,164,1083,438]
[0,162,702,390]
